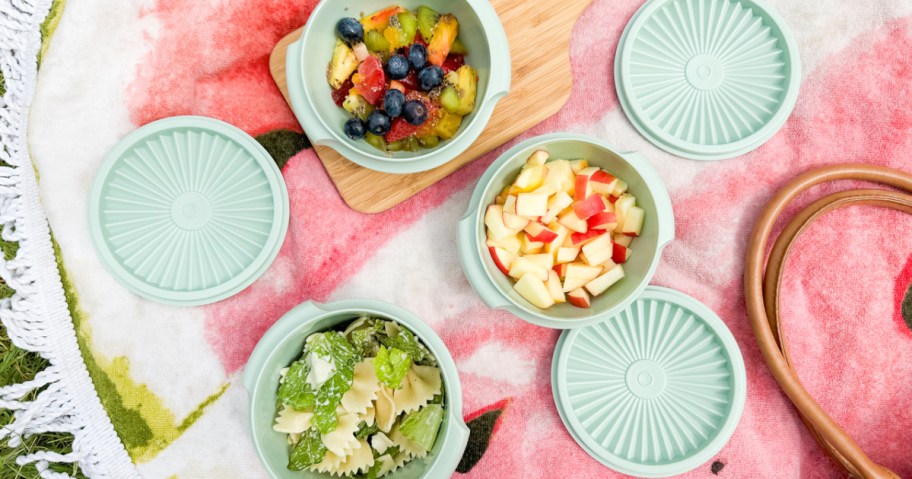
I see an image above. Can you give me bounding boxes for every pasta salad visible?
[274,317,445,477]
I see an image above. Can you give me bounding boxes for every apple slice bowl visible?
[457,133,675,329]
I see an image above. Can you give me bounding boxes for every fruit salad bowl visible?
[244,299,469,478]
[286,0,511,174]
[457,133,675,329]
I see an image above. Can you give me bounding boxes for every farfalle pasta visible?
[274,317,445,477]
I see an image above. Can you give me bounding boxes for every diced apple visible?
[503,211,530,230]
[558,210,588,234]
[574,174,591,202]
[526,150,549,167]
[487,233,522,255]
[485,205,518,240]
[546,270,566,303]
[514,165,546,192]
[614,194,636,215]
[585,264,625,296]
[581,233,614,266]
[588,211,618,230]
[613,234,633,247]
[567,288,591,308]
[556,247,580,264]
[621,206,644,237]
[573,194,605,220]
[523,222,558,243]
[563,263,602,292]
[521,234,544,254]
[516,193,548,217]
[568,159,589,174]
[571,229,604,246]
[503,195,517,214]
[589,170,618,195]
[612,243,631,264]
[524,253,554,271]
[488,247,515,275]
[553,263,569,278]
[542,191,573,224]
[514,274,556,309]
[611,179,628,197]
[508,257,549,282]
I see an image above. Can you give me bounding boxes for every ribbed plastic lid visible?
[88,116,289,306]
[615,0,800,160]
[552,286,746,477]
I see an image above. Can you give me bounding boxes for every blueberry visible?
[336,18,364,44]
[385,55,410,80]
[343,117,366,140]
[402,100,428,126]
[383,89,406,118]
[417,65,444,91]
[408,44,427,70]
[366,110,392,136]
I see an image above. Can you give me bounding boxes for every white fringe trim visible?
[0,1,140,478]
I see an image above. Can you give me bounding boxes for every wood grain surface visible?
[270,0,594,213]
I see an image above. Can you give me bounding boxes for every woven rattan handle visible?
[744,164,905,479]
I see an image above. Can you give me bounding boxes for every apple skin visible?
[567,288,591,308]
[524,222,559,243]
[574,174,590,201]
[588,211,617,230]
[612,243,630,264]
[573,194,605,220]
[553,263,569,278]
[570,229,602,245]
[489,246,514,275]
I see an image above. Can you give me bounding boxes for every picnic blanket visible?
[8,0,912,477]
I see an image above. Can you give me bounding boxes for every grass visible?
[0,1,89,476]
[0,318,87,478]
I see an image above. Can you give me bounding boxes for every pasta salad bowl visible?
[244,299,469,478]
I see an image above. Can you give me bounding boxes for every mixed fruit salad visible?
[484,150,645,310]
[274,317,444,478]
[328,5,479,153]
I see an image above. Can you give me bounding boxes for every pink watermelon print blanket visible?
[25,0,912,477]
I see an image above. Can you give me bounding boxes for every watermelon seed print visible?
[255,129,311,170]
[711,460,726,475]
[457,398,511,474]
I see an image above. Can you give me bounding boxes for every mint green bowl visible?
[244,300,469,479]
[286,0,511,174]
[457,133,675,329]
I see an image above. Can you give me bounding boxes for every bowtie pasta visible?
[275,317,444,477]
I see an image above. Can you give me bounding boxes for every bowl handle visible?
[620,151,676,248]
[242,301,330,395]
[424,413,471,478]
[285,40,343,151]
[467,0,512,100]
[457,215,515,311]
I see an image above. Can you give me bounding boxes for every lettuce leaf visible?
[288,428,327,470]
[379,323,430,364]
[355,421,379,439]
[277,359,316,410]
[280,332,361,433]
[399,404,444,452]
[374,346,412,389]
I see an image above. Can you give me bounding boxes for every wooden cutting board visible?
[270,0,594,213]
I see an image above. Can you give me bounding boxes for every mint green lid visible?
[615,0,800,161]
[552,286,746,477]
[88,116,289,306]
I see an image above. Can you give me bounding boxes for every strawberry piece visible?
[353,56,386,105]
[414,33,428,47]
[331,78,354,107]
[441,54,465,74]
